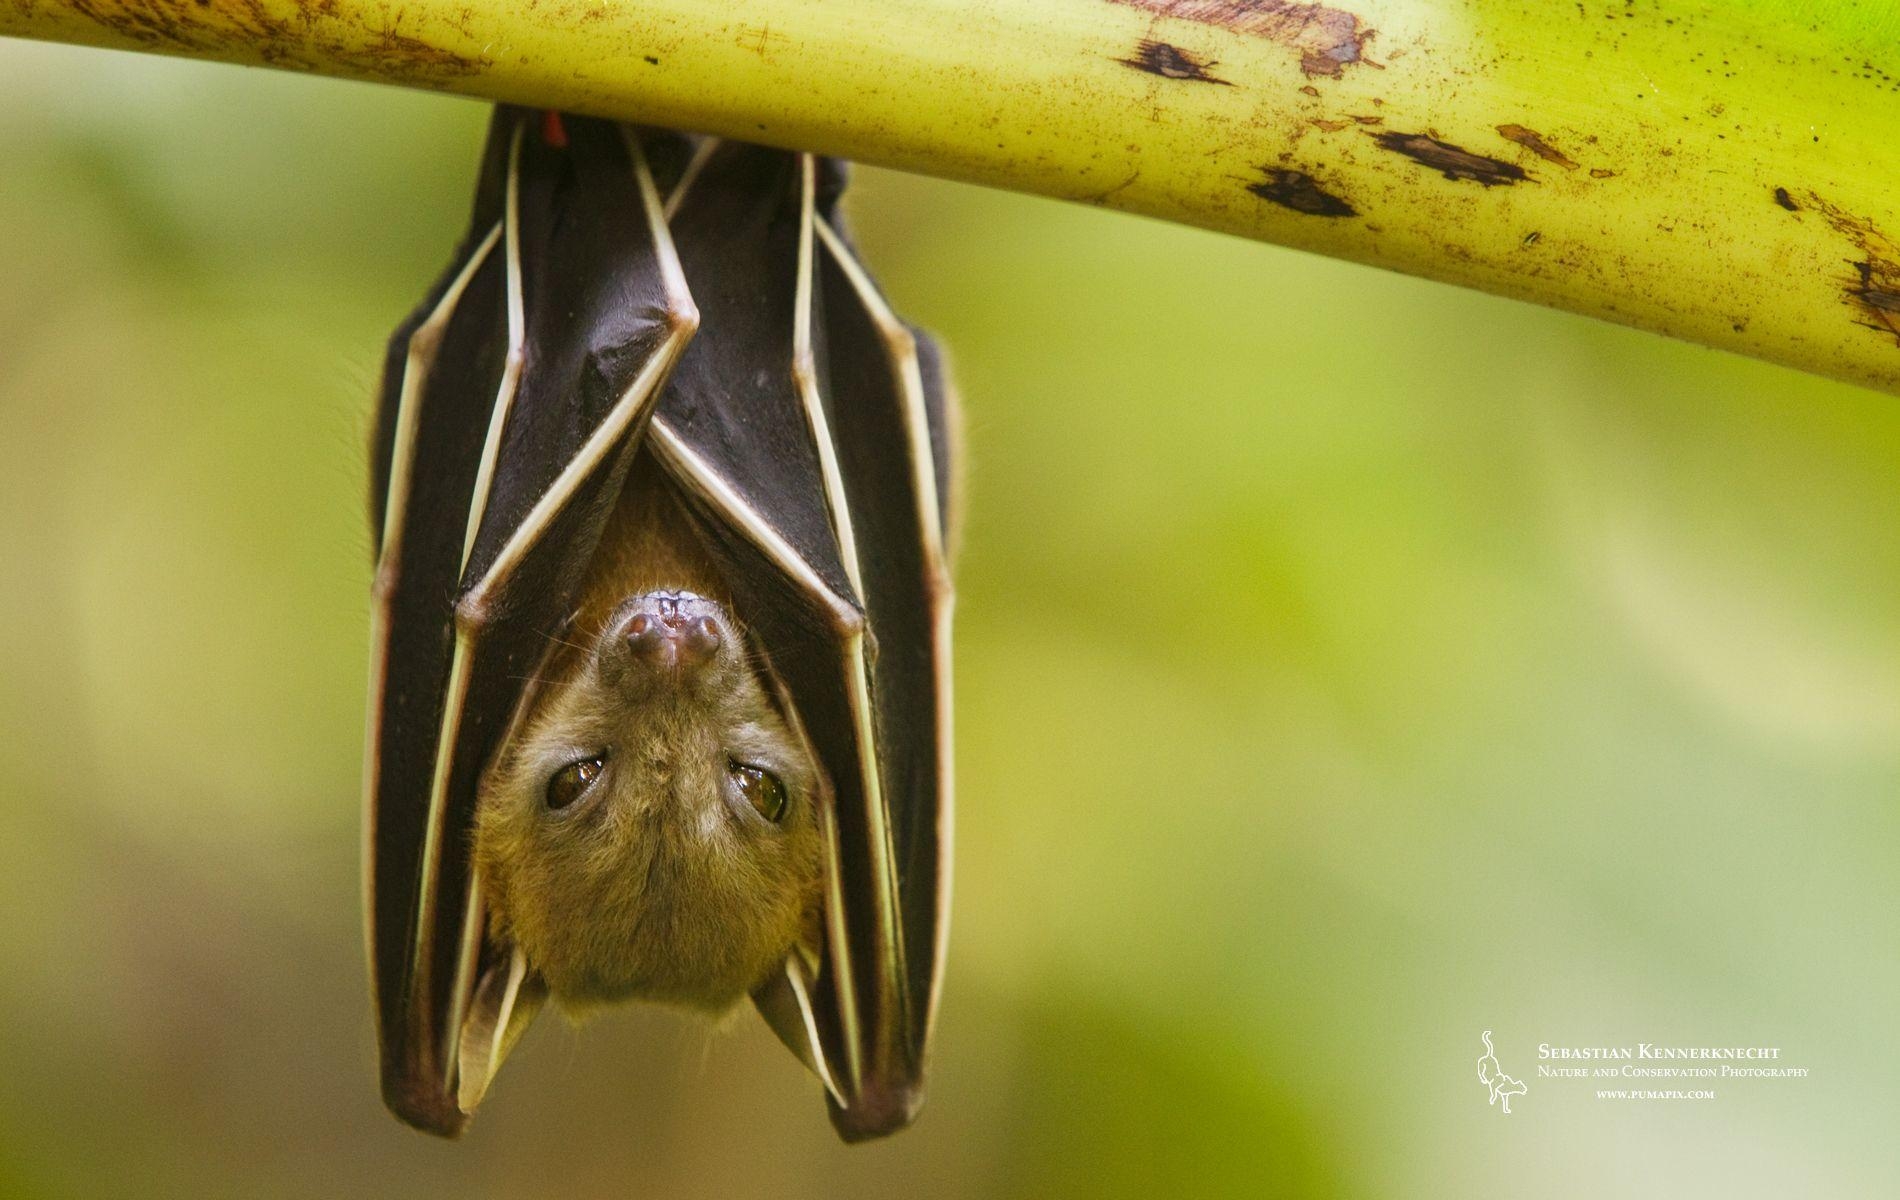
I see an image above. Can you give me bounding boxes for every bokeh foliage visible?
[1,38,1897,1200]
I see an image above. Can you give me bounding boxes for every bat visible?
[363,106,956,1143]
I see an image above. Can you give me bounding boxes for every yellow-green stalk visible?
[4,0,1898,394]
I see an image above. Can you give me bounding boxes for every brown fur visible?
[473,455,824,1013]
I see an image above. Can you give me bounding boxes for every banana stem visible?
[5,0,1899,394]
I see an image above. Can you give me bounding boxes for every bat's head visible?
[472,580,825,1013]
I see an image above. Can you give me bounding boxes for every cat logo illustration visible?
[1477,1031,1527,1114]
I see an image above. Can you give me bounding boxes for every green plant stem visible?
[5,0,1899,394]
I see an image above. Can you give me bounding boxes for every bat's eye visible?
[545,755,606,810]
[730,760,788,823]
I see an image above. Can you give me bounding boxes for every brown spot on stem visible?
[1371,131,1530,187]
[1496,123,1579,170]
[1117,38,1233,83]
[63,0,487,79]
[1800,192,1900,345]
[1248,167,1357,216]
[1107,0,1376,78]
[1854,267,1900,314]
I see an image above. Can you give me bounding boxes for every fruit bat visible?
[364,106,956,1143]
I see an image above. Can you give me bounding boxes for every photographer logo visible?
[1478,1031,1527,1114]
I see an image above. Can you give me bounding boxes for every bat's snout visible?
[606,591,726,679]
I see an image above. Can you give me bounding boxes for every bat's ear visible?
[751,947,844,1106]
[455,940,548,1114]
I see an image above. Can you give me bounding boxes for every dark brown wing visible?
[652,144,956,1140]
[364,107,695,1136]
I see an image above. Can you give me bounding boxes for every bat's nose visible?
[618,592,724,674]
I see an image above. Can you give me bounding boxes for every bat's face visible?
[472,476,825,1013]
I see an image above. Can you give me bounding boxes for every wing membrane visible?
[813,217,956,1071]
[654,143,954,1140]
[366,108,695,1135]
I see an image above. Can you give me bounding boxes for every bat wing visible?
[810,214,957,1115]
[365,106,696,1136]
[651,144,956,1140]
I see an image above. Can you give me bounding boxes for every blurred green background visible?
[3,37,1899,1200]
